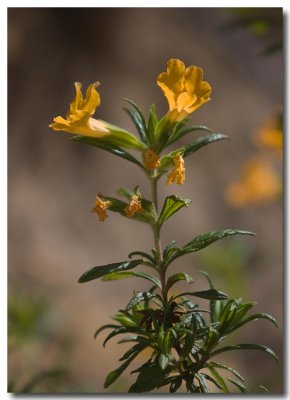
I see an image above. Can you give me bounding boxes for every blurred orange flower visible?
[225,157,282,208]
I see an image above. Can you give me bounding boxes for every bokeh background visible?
[8,8,283,393]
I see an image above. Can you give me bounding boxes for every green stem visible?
[150,175,167,307]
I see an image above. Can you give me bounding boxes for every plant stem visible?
[150,175,167,306]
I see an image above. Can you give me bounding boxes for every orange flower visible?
[125,195,143,218]
[166,155,185,185]
[92,195,111,221]
[144,149,161,169]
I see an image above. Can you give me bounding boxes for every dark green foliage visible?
[95,272,277,393]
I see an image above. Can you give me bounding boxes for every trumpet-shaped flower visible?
[50,82,111,138]
[166,155,185,185]
[157,59,212,122]
[144,149,161,169]
[125,195,143,218]
[92,195,111,221]
[50,82,146,150]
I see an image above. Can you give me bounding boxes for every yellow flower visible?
[225,157,282,208]
[157,59,212,122]
[143,149,161,169]
[166,155,185,185]
[125,195,143,218]
[49,82,111,138]
[92,195,111,221]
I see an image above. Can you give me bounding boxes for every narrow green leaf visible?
[169,230,255,264]
[166,124,213,146]
[169,376,183,393]
[166,273,194,292]
[227,378,248,393]
[195,373,209,393]
[159,354,169,370]
[78,259,143,283]
[123,108,148,144]
[103,327,128,347]
[104,353,138,388]
[183,134,229,158]
[71,136,145,169]
[128,250,155,264]
[211,344,279,363]
[119,342,148,361]
[124,98,147,143]
[126,292,156,311]
[158,195,191,227]
[147,104,158,145]
[228,313,278,333]
[207,362,245,382]
[129,363,169,392]
[207,367,229,392]
[102,271,161,288]
[93,324,119,339]
[174,289,228,301]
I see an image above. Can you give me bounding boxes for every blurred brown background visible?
[8,8,283,393]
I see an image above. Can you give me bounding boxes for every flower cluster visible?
[50,59,213,222]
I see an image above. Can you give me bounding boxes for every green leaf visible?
[119,342,148,361]
[227,378,248,393]
[129,362,168,392]
[104,353,138,388]
[93,324,119,339]
[167,230,255,265]
[147,104,158,145]
[183,134,229,158]
[71,136,145,168]
[102,271,161,288]
[78,259,143,283]
[174,289,228,301]
[166,273,194,292]
[158,354,169,370]
[207,362,245,382]
[126,292,156,311]
[169,376,183,393]
[166,124,213,146]
[211,343,279,363]
[158,195,191,227]
[195,373,209,393]
[128,250,155,264]
[228,312,278,333]
[207,367,229,392]
[124,98,147,144]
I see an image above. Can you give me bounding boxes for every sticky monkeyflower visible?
[166,155,185,185]
[144,149,161,169]
[225,157,282,208]
[157,58,212,122]
[125,194,143,218]
[49,82,145,150]
[49,82,111,138]
[92,195,111,222]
